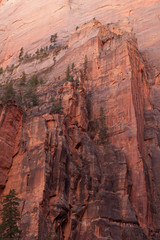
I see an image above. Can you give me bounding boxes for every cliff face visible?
[0,1,160,240]
[0,0,160,72]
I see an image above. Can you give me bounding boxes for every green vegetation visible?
[19,47,24,60]
[50,99,63,114]
[62,63,81,89]
[28,75,39,87]
[63,64,76,82]
[23,87,38,108]
[98,107,107,143]
[1,81,15,103]
[24,52,30,59]
[30,91,39,106]
[35,49,40,55]
[15,90,23,105]
[0,67,3,75]
[5,64,15,73]
[39,78,43,84]
[19,71,26,86]
[75,77,79,87]
[0,189,22,239]
[71,62,75,71]
[0,73,42,108]
[50,33,58,43]
[65,65,74,82]
[11,33,68,68]
[22,74,41,107]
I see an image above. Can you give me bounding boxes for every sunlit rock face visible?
[0,1,160,240]
[0,0,160,71]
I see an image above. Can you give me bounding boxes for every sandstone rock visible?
[0,20,160,240]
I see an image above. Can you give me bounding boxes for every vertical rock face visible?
[0,22,159,240]
[0,103,22,189]
[0,4,160,239]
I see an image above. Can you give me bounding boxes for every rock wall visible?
[0,0,160,73]
[0,21,160,239]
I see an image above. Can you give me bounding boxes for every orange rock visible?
[0,21,160,240]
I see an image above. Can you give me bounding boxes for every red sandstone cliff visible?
[0,1,160,240]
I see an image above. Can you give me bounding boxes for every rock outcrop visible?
[0,0,160,238]
[0,0,160,76]
[0,20,160,240]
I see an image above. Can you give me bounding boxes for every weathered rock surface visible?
[0,0,160,75]
[0,103,22,189]
[0,22,159,239]
[0,8,160,240]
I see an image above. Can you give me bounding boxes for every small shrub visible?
[31,93,38,106]
[0,67,3,75]
[15,91,23,104]
[49,45,54,50]
[24,52,29,59]
[19,47,24,60]
[71,63,75,71]
[50,33,58,43]
[1,81,15,103]
[75,77,79,88]
[50,101,63,114]
[98,127,107,142]
[49,96,55,103]
[19,71,26,86]
[5,65,9,71]
[28,75,39,87]
[36,49,40,55]
[62,44,68,50]
[53,56,56,65]
[40,48,44,53]
[6,64,15,73]
[23,87,38,107]
[53,46,61,56]
[39,78,43,84]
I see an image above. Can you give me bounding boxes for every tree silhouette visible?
[0,189,22,239]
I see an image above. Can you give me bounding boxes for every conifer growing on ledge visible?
[0,189,22,239]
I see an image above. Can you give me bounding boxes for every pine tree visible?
[19,71,26,86]
[65,65,74,82]
[66,65,71,81]
[0,189,22,239]
[19,47,24,60]
[2,81,15,103]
